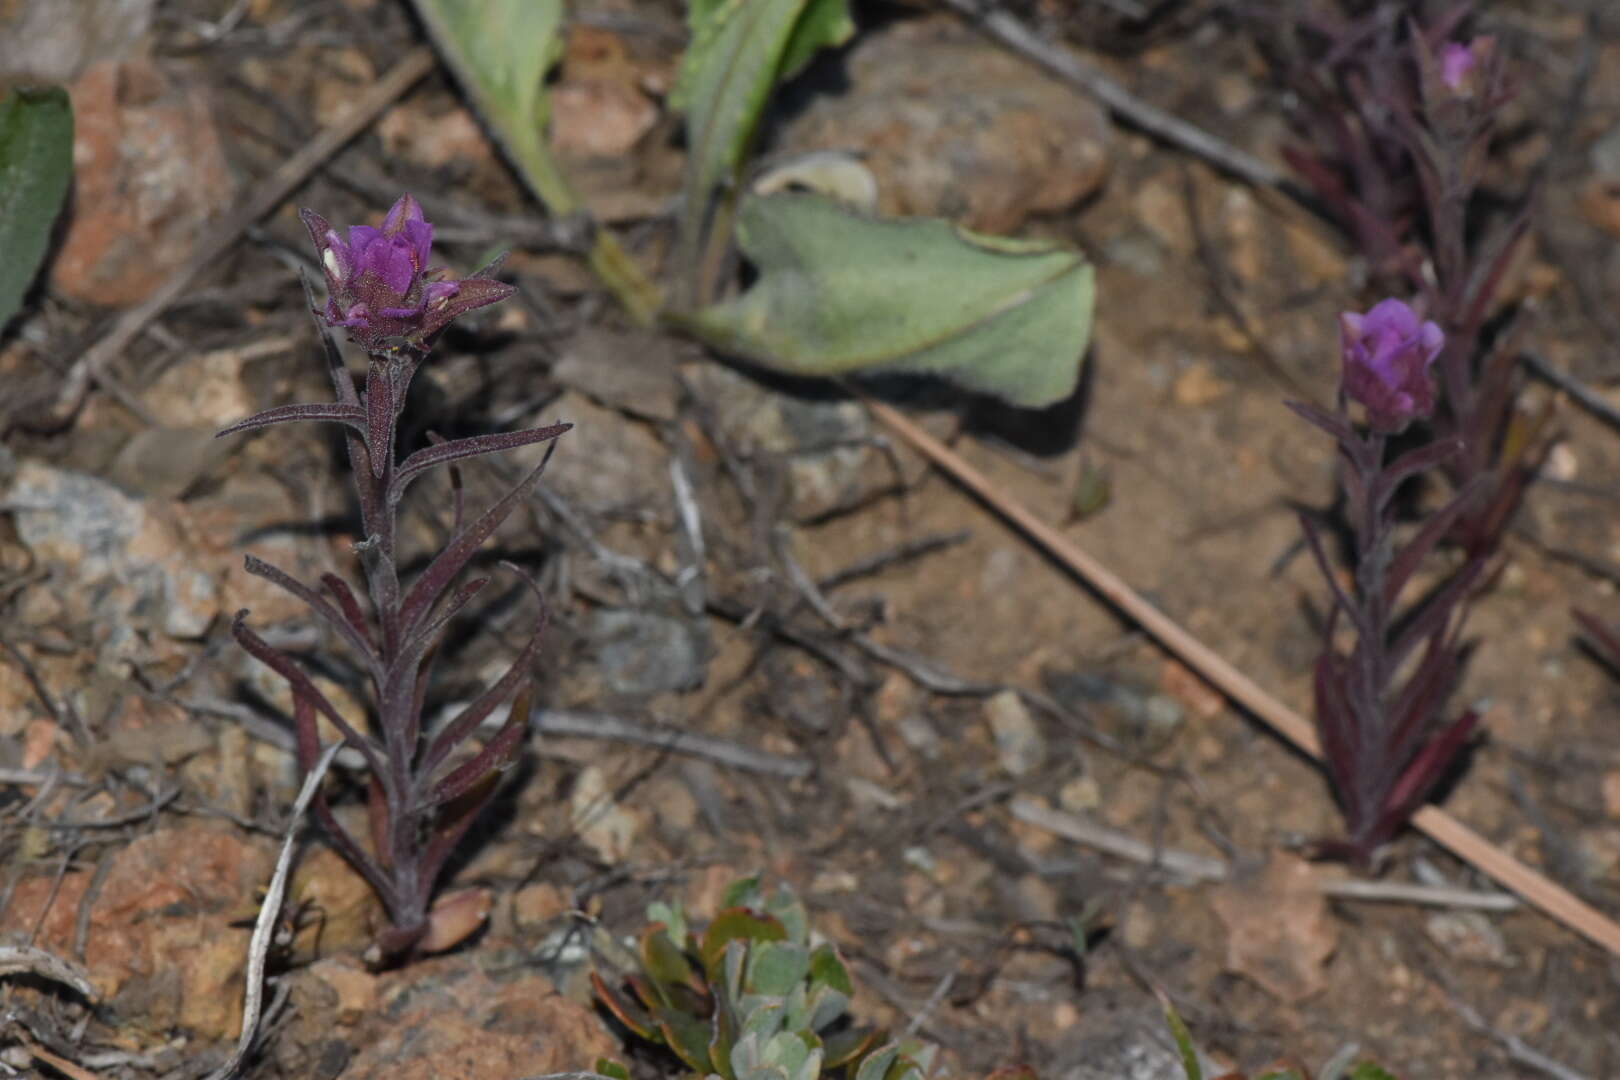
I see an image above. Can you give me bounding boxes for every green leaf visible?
[409,0,563,189]
[1162,999,1202,1080]
[722,873,765,910]
[852,1044,898,1080]
[409,0,660,323]
[589,972,659,1041]
[703,908,788,981]
[648,899,690,945]
[1345,1066,1398,1080]
[658,1008,720,1072]
[0,87,72,332]
[593,1059,632,1080]
[821,1027,879,1069]
[808,944,853,995]
[747,940,811,996]
[671,0,853,283]
[642,924,699,989]
[777,0,855,83]
[679,193,1095,409]
[764,883,809,944]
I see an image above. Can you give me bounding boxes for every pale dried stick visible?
[206,739,343,1080]
[862,395,1620,958]
[1011,796,1519,911]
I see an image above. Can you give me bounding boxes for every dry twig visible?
[1013,797,1519,911]
[0,944,96,1001]
[207,740,343,1080]
[937,0,1289,193]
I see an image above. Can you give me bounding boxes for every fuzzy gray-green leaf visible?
[672,0,852,262]
[0,87,72,332]
[682,193,1095,408]
[409,0,568,209]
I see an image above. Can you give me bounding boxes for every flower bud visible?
[300,194,515,353]
[1339,299,1444,433]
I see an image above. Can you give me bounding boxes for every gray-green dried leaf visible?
[682,192,1095,408]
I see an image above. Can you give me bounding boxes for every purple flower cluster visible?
[1338,298,1444,433]
[1439,38,1490,95]
[302,193,513,352]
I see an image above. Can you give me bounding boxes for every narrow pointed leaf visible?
[391,422,571,504]
[1575,609,1620,669]
[230,611,386,779]
[423,563,549,776]
[1313,653,1360,817]
[1387,637,1460,765]
[591,972,659,1040]
[1369,436,1462,515]
[215,402,368,440]
[0,87,73,330]
[303,271,362,407]
[428,684,529,807]
[398,441,559,636]
[289,690,397,910]
[1299,514,1369,637]
[377,575,489,751]
[1382,477,1486,609]
[1389,559,1480,672]
[672,0,853,263]
[415,767,502,906]
[1161,998,1203,1080]
[241,555,382,675]
[321,573,374,651]
[1284,398,1356,445]
[409,0,567,207]
[1381,710,1478,827]
[366,773,390,870]
[679,192,1095,408]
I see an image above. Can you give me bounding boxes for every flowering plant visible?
[1290,300,1483,865]
[220,195,568,964]
[1249,2,1544,561]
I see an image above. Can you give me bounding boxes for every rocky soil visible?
[2,0,1620,1077]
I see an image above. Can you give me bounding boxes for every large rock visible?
[0,826,271,1039]
[1,459,303,660]
[0,0,153,84]
[338,955,617,1080]
[50,58,235,306]
[776,15,1113,232]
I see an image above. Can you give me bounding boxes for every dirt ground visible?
[3,0,1620,1077]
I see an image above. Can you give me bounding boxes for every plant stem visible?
[504,124,663,326]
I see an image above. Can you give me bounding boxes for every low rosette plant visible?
[220,194,568,964]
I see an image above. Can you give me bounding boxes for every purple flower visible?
[301,194,515,352]
[1439,42,1475,90]
[1339,299,1444,433]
